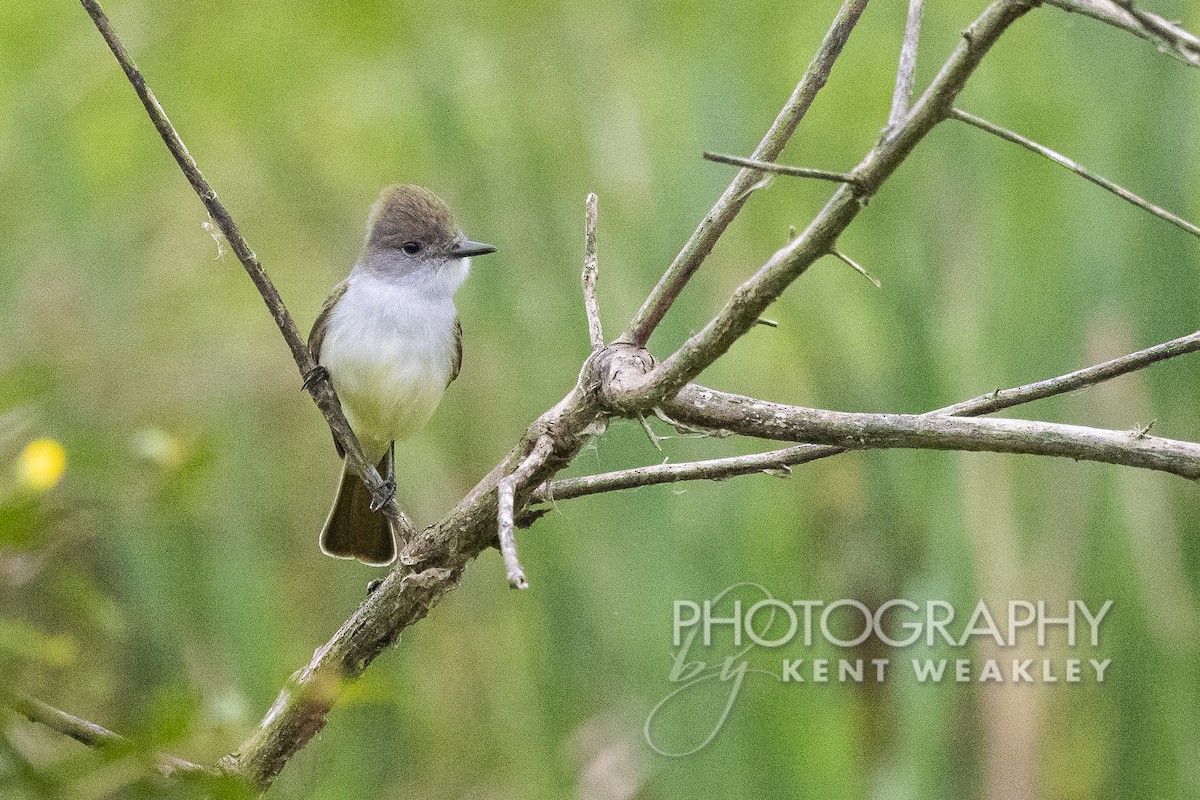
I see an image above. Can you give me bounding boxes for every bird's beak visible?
[451,239,497,258]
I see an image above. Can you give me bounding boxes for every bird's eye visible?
[401,241,422,255]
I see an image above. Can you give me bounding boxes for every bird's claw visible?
[370,479,396,511]
[301,365,329,392]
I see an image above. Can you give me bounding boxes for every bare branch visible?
[540,328,1200,500]
[939,328,1200,415]
[610,0,1038,408]
[1045,0,1200,67]
[703,152,858,185]
[583,193,603,351]
[78,0,415,542]
[662,385,1200,479]
[888,0,926,128]
[532,446,816,502]
[952,107,1200,238]
[622,0,871,347]
[498,436,555,588]
[11,692,217,779]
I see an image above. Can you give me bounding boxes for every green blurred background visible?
[1,0,1198,797]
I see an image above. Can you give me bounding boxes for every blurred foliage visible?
[1,0,1199,798]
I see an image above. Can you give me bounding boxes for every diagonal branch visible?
[888,0,926,128]
[78,0,415,542]
[1045,0,1200,67]
[11,692,217,779]
[622,0,871,347]
[952,107,1200,237]
[609,0,1038,408]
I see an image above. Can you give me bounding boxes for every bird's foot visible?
[370,479,396,511]
[301,365,329,392]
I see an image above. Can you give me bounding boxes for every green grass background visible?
[1,0,1198,797]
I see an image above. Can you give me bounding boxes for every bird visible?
[308,184,495,565]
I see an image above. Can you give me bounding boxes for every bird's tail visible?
[319,453,396,566]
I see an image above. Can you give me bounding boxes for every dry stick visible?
[497,436,555,588]
[888,0,926,128]
[535,328,1200,501]
[661,385,1200,479]
[702,152,858,185]
[77,0,414,541]
[606,0,1040,409]
[623,0,871,347]
[1044,0,1200,67]
[583,193,603,350]
[12,692,216,779]
[952,108,1200,238]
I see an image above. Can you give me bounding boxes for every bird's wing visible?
[449,316,463,386]
[308,279,349,364]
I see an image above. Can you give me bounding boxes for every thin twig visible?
[952,107,1200,238]
[78,0,415,542]
[703,152,858,185]
[583,193,603,351]
[1044,0,1200,67]
[622,0,871,347]
[11,692,217,779]
[888,0,926,128]
[497,436,556,588]
[936,328,1200,415]
[536,328,1200,501]
[830,249,882,287]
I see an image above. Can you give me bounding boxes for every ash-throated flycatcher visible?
[308,184,495,565]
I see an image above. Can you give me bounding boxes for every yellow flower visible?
[18,438,67,491]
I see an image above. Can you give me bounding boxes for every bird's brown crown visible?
[366,184,460,254]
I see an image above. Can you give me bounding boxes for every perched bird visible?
[308,184,495,565]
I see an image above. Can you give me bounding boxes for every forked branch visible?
[623,0,871,346]
[535,328,1200,502]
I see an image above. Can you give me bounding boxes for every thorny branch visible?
[23,0,1198,793]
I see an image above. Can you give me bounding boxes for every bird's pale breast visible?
[318,272,459,462]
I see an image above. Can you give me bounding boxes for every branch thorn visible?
[830,249,882,288]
